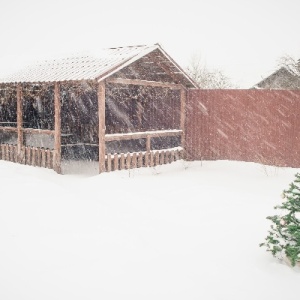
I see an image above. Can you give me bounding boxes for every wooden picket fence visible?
[104,147,184,172]
[0,145,183,173]
[0,144,54,169]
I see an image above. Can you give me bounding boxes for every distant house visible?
[253,61,300,89]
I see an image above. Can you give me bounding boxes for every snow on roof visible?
[253,65,300,89]
[0,44,197,88]
[0,45,157,84]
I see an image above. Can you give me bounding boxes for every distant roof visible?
[0,44,197,88]
[253,64,300,89]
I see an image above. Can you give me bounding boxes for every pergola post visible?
[54,82,61,174]
[98,81,106,173]
[16,83,23,163]
[180,88,186,157]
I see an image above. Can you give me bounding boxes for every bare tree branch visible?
[186,54,235,89]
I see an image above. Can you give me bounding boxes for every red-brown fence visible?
[186,90,300,167]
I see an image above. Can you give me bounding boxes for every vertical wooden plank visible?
[170,150,175,163]
[126,153,131,169]
[17,84,24,163]
[150,151,154,167]
[155,151,159,166]
[107,154,111,172]
[54,82,62,174]
[174,149,179,161]
[41,148,46,168]
[37,147,41,167]
[98,81,106,173]
[25,146,30,165]
[13,145,17,162]
[165,150,170,164]
[5,144,9,161]
[120,153,125,170]
[32,148,36,167]
[20,146,25,164]
[1,144,4,160]
[113,153,119,171]
[45,149,50,168]
[138,152,143,168]
[50,150,54,169]
[144,152,148,167]
[8,144,13,161]
[180,88,186,158]
[159,151,165,165]
[179,148,183,160]
[145,135,151,167]
[132,152,137,169]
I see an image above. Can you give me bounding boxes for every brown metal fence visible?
[186,90,300,167]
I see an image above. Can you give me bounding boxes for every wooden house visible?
[253,65,300,89]
[0,44,197,174]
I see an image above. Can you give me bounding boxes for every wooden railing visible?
[105,147,183,172]
[0,129,184,173]
[0,144,54,169]
[0,126,54,135]
[104,129,184,172]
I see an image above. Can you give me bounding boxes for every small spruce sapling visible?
[260,173,300,267]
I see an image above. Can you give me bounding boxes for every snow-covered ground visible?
[0,159,299,300]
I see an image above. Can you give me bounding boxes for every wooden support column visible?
[180,88,186,157]
[16,84,23,163]
[98,81,106,173]
[54,82,61,174]
[146,135,151,166]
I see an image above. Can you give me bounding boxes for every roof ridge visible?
[106,44,151,50]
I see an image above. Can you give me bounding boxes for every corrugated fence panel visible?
[186,90,300,167]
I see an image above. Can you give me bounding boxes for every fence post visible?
[17,84,24,163]
[98,81,106,173]
[54,82,62,174]
[180,88,186,159]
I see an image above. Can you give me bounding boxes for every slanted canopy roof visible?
[0,44,197,88]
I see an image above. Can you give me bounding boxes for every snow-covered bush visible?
[260,173,300,267]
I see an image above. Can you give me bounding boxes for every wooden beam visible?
[106,77,182,90]
[16,84,23,163]
[54,82,62,174]
[0,126,18,132]
[180,88,186,157]
[23,128,55,135]
[98,81,106,173]
[105,129,182,142]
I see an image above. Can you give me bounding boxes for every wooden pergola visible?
[0,44,197,174]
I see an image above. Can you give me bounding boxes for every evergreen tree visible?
[260,173,300,267]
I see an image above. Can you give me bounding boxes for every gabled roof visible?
[253,65,300,89]
[0,44,197,88]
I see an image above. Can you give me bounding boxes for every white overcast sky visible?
[0,0,299,87]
